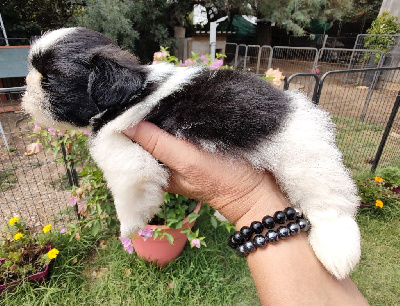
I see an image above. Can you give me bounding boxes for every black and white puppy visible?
[22,27,361,279]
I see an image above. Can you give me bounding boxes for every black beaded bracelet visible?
[228,207,311,257]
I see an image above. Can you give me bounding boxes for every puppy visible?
[22,27,361,279]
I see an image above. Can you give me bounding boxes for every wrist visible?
[212,172,289,227]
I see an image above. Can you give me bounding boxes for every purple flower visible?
[69,196,79,206]
[48,128,56,135]
[57,130,66,136]
[191,238,201,248]
[119,237,133,254]
[60,227,67,234]
[138,228,154,241]
[209,59,223,70]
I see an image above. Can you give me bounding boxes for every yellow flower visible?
[47,248,60,260]
[374,176,383,183]
[9,216,19,226]
[43,224,52,233]
[14,232,23,240]
[375,199,384,208]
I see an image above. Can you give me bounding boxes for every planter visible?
[0,245,51,294]
[132,203,201,267]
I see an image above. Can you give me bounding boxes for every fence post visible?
[60,141,81,219]
[371,91,400,172]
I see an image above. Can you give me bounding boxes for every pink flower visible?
[60,227,67,234]
[69,196,79,206]
[138,228,154,241]
[191,238,201,248]
[200,55,209,64]
[153,50,168,61]
[24,143,44,155]
[57,130,66,136]
[32,124,41,133]
[209,59,223,70]
[119,237,133,254]
[48,128,56,135]
[79,130,91,136]
[265,68,285,86]
[184,58,196,66]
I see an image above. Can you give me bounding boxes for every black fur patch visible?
[145,69,290,152]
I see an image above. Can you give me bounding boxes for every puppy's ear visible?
[88,52,145,112]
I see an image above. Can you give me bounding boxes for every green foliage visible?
[0,217,60,285]
[28,124,117,238]
[0,0,81,39]
[252,0,352,35]
[357,166,400,220]
[364,12,400,62]
[73,0,138,51]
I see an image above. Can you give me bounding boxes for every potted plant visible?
[0,217,60,293]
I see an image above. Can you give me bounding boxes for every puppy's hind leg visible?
[89,132,169,238]
[245,91,361,279]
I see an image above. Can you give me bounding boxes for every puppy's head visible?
[22,27,146,129]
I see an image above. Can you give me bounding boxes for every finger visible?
[123,121,203,170]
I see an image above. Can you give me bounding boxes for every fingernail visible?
[123,125,137,138]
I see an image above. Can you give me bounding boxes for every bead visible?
[243,241,256,253]
[253,235,267,248]
[277,226,290,239]
[273,211,287,224]
[265,230,279,243]
[295,208,303,219]
[283,207,297,220]
[240,226,253,240]
[262,216,275,229]
[232,231,245,244]
[228,235,239,249]
[287,222,301,235]
[235,245,247,257]
[297,218,311,232]
[250,221,264,234]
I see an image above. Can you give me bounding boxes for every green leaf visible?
[165,233,174,244]
[210,216,218,228]
[91,220,101,236]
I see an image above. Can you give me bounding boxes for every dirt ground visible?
[0,103,72,230]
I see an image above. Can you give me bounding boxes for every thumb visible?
[123,121,200,168]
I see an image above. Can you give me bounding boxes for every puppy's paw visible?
[307,214,361,279]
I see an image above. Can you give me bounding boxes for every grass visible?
[0,168,17,192]
[1,210,398,305]
[333,115,400,172]
[0,217,258,305]
[351,214,400,306]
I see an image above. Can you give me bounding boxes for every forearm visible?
[233,189,369,306]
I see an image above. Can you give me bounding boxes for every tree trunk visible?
[256,21,272,46]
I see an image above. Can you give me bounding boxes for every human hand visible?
[123,121,288,226]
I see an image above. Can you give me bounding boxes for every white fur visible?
[244,90,361,279]
[29,28,78,62]
[89,65,203,237]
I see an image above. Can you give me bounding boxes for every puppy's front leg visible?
[89,131,169,237]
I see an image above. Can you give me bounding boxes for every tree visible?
[0,0,80,41]
[249,0,353,45]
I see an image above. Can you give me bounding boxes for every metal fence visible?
[353,34,400,51]
[285,67,400,172]
[0,87,75,230]
[226,43,400,76]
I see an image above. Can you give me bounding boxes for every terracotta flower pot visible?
[0,245,51,294]
[132,202,201,267]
